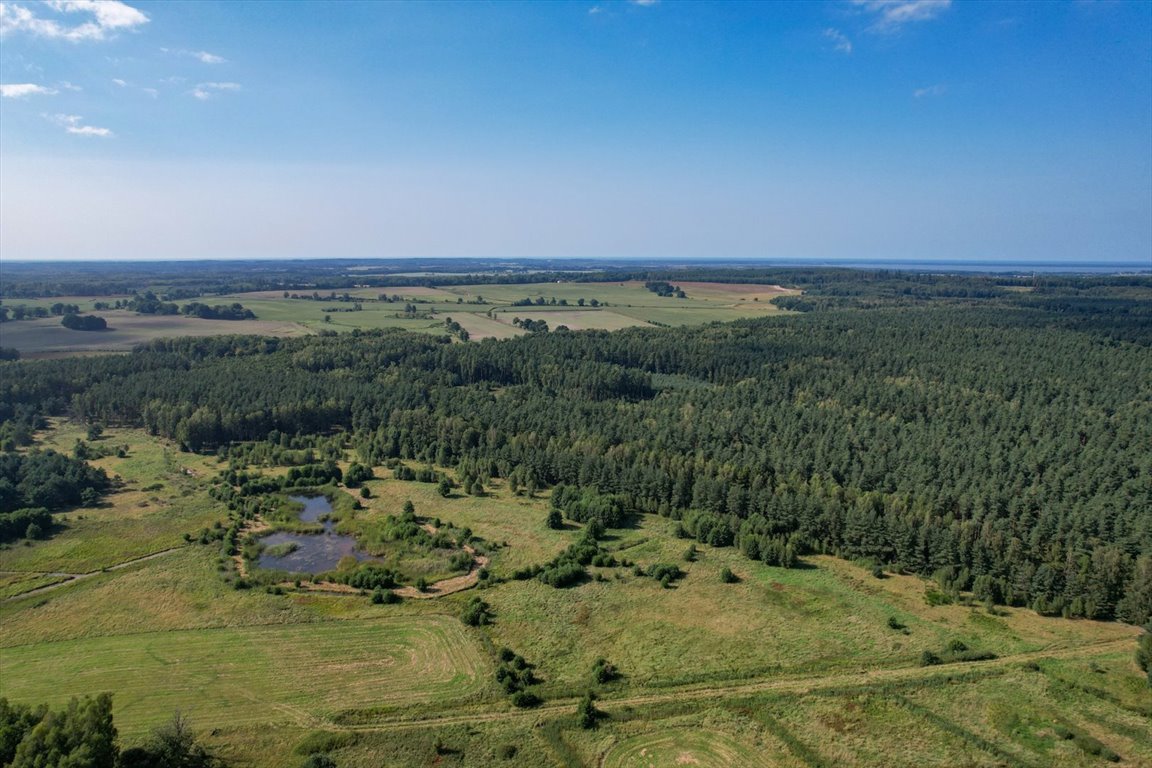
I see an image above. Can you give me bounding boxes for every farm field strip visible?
[0,616,488,736]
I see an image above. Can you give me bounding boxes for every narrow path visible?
[335,636,1138,733]
[392,523,490,599]
[2,546,183,602]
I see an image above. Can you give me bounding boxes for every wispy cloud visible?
[110,77,156,96]
[46,113,113,136]
[914,83,947,98]
[588,6,602,15]
[0,82,58,98]
[851,0,951,32]
[824,28,853,54]
[162,47,227,64]
[191,81,241,100]
[0,0,148,41]
[630,0,658,6]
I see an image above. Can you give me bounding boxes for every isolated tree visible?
[546,509,563,530]
[591,658,620,685]
[1137,627,1151,687]
[577,692,601,729]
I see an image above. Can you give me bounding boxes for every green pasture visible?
[0,425,222,575]
[0,616,488,737]
[2,426,1146,768]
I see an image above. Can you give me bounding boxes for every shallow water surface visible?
[256,495,365,573]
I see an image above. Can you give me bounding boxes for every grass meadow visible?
[0,424,1146,766]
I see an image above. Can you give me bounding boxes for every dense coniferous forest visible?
[1,274,1149,626]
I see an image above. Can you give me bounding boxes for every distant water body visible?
[702,259,1150,275]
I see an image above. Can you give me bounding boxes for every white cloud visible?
[191,81,241,100]
[914,83,947,98]
[851,0,951,32]
[46,112,113,136]
[0,82,57,97]
[162,47,227,64]
[630,0,658,6]
[0,0,148,41]
[58,80,82,91]
[588,5,602,15]
[110,77,156,96]
[824,28,852,54]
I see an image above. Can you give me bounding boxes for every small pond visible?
[256,495,366,573]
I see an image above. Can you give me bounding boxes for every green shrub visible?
[293,730,359,756]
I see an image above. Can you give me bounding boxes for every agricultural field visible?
[2,422,1147,766]
[1,279,797,355]
[0,310,309,358]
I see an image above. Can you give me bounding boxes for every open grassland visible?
[0,572,70,599]
[1,426,1146,767]
[602,726,786,768]
[198,647,1150,767]
[0,310,310,358]
[0,424,222,575]
[353,475,574,573]
[0,546,319,645]
[0,616,488,737]
[477,512,1132,694]
[900,663,1152,768]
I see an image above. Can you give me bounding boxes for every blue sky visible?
[1,0,1150,263]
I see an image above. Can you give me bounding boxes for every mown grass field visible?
[1,424,1147,766]
[602,725,784,768]
[0,617,487,737]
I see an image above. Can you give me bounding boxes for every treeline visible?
[61,313,108,331]
[0,450,110,519]
[0,695,222,768]
[0,302,81,321]
[180,302,256,321]
[2,295,1150,624]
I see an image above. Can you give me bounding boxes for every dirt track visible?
[1,546,183,602]
[335,635,1138,733]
